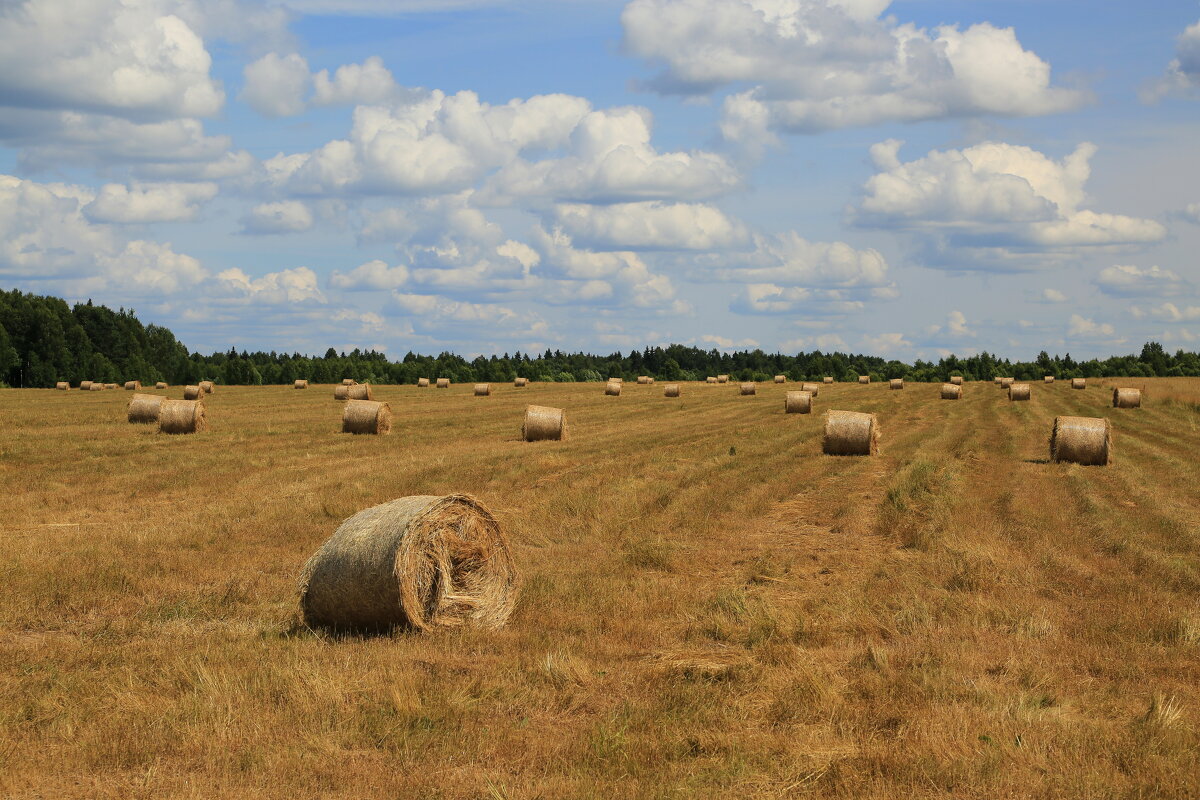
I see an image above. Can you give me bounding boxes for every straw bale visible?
[1044,376,1055,383]
[522,405,567,441]
[1000,378,1014,389]
[80,381,93,390]
[183,385,203,400]
[664,384,681,397]
[605,381,622,396]
[1071,378,1086,389]
[823,376,833,384]
[941,384,961,400]
[342,399,391,435]
[436,378,450,388]
[785,390,812,414]
[124,380,141,390]
[774,375,786,384]
[334,385,350,400]
[199,381,214,394]
[637,376,652,385]
[342,379,356,386]
[1050,416,1111,466]
[950,376,963,385]
[514,377,528,387]
[418,378,430,387]
[823,410,879,456]
[127,393,165,424]
[1113,387,1141,409]
[889,379,904,390]
[88,383,103,391]
[994,377,1003,385]
[739,382,756,395]
[801,382,820,396]
[706,376,717,384]
[159,399,206,434]
[297,494,518,632]
[717,375,729,383]
[155,381,168,389]
[609,377,624,384]
[858,375,870,385]
[104,383,117,390]
[56,381,69,390]
[474,383,491,396]
[347,383,374,401]
[1008,383,1031,401]
[294,380,309,389]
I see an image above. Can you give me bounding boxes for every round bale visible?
[159,399,206,434]
[418,378,430,387]
[823,410,879,456]
[1050,416,1111,466]
[774,375,786,384]
[155,381,168,389]
[89,383,103,392]
[664,384,680,398]
[342,399,391,435]
[1113,388,1141,408]
[858,376,870,385]
[801,382,820,396]
[183,385,203,400]
[739,382,756,396]
[127,393,166,424]
[342,378,356,386]
[950,376,963,385]
[785,390,812,414]
[436,378,450,388]
[522,405,567,441]
[823,377,834,384]
[124,380,141,391]
[637,376,652,385]
[890,379,904,390]
[474,383,491,396]
[515,377,528,387]
[941,384,962,400]
[294,379,309,389]
[1044,376,1055,383]
[1008,384,1031,401]
[56,381,69,390]
[347,383,374,401]
[1072,378,1086,390]
[605,381,622,396]
[199,381,214,394]
[994,377,1003,386]
[1000,378,1014,389]
[717,375,729,384]
[333,385,350,400]
[80,381,93,390]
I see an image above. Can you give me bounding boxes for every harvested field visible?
[2,378,1199,798]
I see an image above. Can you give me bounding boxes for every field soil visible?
[2,378,1199,798]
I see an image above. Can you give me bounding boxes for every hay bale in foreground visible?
[890,379,904,390]
[522,405,567,441]
[637,376,652,385]
[342,378,356,386]
[159,399,206,434]
[1113,388,1141,408]
[418,378,430,387]
[941,384,962,400]
[1044,376,1055,383]
[1072,378,1086,390]
[774,375,786,384]
[199,381,214,394]
[155,381,168,389]
[347,383,374,401]
[297,494,518,632]
[342,399,391,435]
[823,376,833,384]
[717,375,729,384]
[294,379,309,389]
[56,381,69,390]
[801,382,820,396]
[334,385,350,400]
[823,410,879,456]
[1050,416,1111,466]
[514,377,528,387]
[436,378,450,388]
[706,376,717,384]
[950,376,963,385]
[605,381,622,396]
[858,376,870,385]
[80,381,93,390]
[124,380,141,391]
[1009,384,1031,401]
[785,390,812,414]
[664,383,680,397]
[127,393,166,424]
[739,382,756,396]
[474,383,491,396]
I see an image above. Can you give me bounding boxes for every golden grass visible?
[2,379,1200,798]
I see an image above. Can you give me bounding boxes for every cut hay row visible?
[1008,384,1031,401]
[1113,387,1141,408]
[785,390,811,414]
[522,405,567,441]
[823,410,879,456]
[1050,416,1111,466]
[663,384,680,398]
[127,393,166,424]
[159,399,206,434]
[342,399,391,435]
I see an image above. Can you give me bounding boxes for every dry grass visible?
[2,379,1199,798]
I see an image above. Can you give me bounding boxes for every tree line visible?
[2,288,1199,388]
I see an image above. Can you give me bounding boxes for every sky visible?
[1,0,1199,362]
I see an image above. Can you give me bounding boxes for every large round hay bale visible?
[514,377,528,387]
[159,399,206,434]
[706,376,717,384]
[858,376,870,385]
[1071,378,1086,390]
[637,375,652,385]
[1008,384,1031,401]
[474,383,491,396]
[1050,416,1111,466]
[823,377,833,384]
[80,381,93,390]
[993,377,1002,385]
[739,382,756,396]
[1000,378,1014,389]
[1044,376,1055,384]
[889,379,904,390]
[124,380,141,391]
[785,390,812,414]
[522,405,567,441]
[183,385,202,400]
[941,383,962,400]
[1113,388,1141,408]
[127,393,166,424]
[334,385,350,400]
[823,410,879,456]
[342,378,356,386]
[717,375,729,383]
[104,383,117,390]
[347,383,374,401]
[199,381,214,394]
[605,381,622,396]
[155,381,168,389]
[417,378,430,387]
[294,379,309,389]
[88,383,103,392]
[950,376,963,386]
[774,375,786,384]
[799,382,819,396]
[436,378,450,388]
[664,383,680,397]
[609,377,624,384]
[297,494,518,632]
[342,399,391,435]
[56,381,69,391]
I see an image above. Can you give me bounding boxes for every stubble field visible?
[1,377,1199,799]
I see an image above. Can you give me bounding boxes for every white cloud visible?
[84,182,218,223]
[215,266,326,304]
[946,310,973,337]
[1067,314,1115,338]
[778,333,846,352]
[553,201,747,250]
[701,334,760,349]
[1040,288,1068,303]
[241,52,312,117]
[622,0,1083,140]
[1095,264,1190,298]
[241,53,416,117]
[1182,202,1200,224]
[329,259,410,291]
[729,283,864,315]
[239,201,315,234]
[98,240,208,294]
[859,332,912,355]
[312,56,415,108]
[1145,302,1200,322]
[702,231,889,288]
[1142,19,1200,101]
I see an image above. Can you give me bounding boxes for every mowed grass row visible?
[1,379,1198,798]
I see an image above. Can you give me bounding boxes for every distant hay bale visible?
[637,376,652,385]
[801,382,820,396]
[717,375,729,383]
[127,393,166,424]
[88,383,103,392]
[993,377,1003,386]
[941,383,962,400]
[80,381,93,390]
[605,381,622,396]
[514,377,528,387]
[297,494,518,632]
[889,379,904,390]
[1050,416,1111,466]
[522,404,567,441]
[706,376,717,384]
[609,377,623,384]
[342,378,356,386]
[1008,383,1031,401]
[418,378,430,387]
[950,376,963,385]
[155,381,168,389]
[785,390,812,414]
[436,378,450,388]
[159,399,206,435]
[342,399,391,435]
[347,383,374,401]
[823,410,879,456]
[334,385,350,400]
[1071,378,1086,389]
[199,381,214,394]
[664,383,680,397]
[474,383,491,396]
[294,379,309,389]
[1113,387,1141,408]
[774,375,786,384]
[1044,376,1055,383]
[858,375,870,385]
[823,376,833,384]
[183,385,202,400]
[56,381,69,390]
[104,383,117,390]
[1000,378,1014,388]
[124,380,141,391]
[739,382,756,396]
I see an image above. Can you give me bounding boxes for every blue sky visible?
[1,0,1198,361]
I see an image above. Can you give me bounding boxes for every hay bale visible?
[124,380,141,391]
[785,390,812,414]
[104,383,117,390]
[774,375,786,384]
[1044,376,1055,383]
[1113,388,1141,408]
[706,376,717,384]
[418,378,430,387]
[342,399,391,435]
[159,399,206,434]
[993,377,1002,385]
[522,405,567,441]
[609,377,624,384]
[347,383,374,401]
[823,410,879,456]
[1072,378,1086,390]
[183,385,202,401]
[1008,383,1031,401]
[56,381,69,390]
[342,378,356,386]
[637,376,652,385]
[127,393,166,424]
[664,384,680,397]
[605,381,622,396]
[80,381,93,390]
[889,379,904,390]
[858,376,870,385]
[436,378,450,388]
[941,383,961,400]
[474,383,491,396]
[801,382,820,396]
[155,381,168,389]
[88,383,103,392]
[823,376,833,384]
[294,379,309,389]
[334,385,350,400]
[297,494,518,632]
[199,381,214,394]
[950,376,963,385]
[1050,416,1111,466]
[717,375,729,383]
[514,377,528,387]
[1000,378,1014,389]
[739,382,756,396]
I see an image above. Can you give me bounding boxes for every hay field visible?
[2,378,1199,798]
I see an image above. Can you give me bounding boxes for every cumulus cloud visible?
[329,259,410,291]
[621,0,1083,141]
[241,53,311,117]
[1067,314,1115,338]
[1144,302,1200,322]
[552,201,747,250]
[1094,264,1190,298]
[1040,288,1068,303]
[241,53,416,117]
[215,266,326,304]
[778,333,847,352]
[239,201,315,234]
[1182,202,1200,224]
[860,331,912,355]
[84,182,218,223]
[98,240,208,294]
[702,231,889,288]
[1142,19,1200,101]
[729,283,863,315]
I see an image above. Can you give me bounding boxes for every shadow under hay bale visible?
[334,385,350,400]
[1113,388,1141,408]
[774,375,785,384]
[522,405,567,441]
[950,376,963,385]
[127,393,166,424]
[297,494,518,633]
[159,399,206,434]
[739,382,756,396]
[823,410,879,456]
[347,383,373,401]
[183,385,202,400]
[294,379,309,389]
[417,378,430,387]
[941,383,962,400]
[474,383,491,396]
[436,378,450,388]
[1072,378,1087,389]
[890,379,904,390]
[664,384,680,397]
[1050,416,1111,466]
[605,382,621,396]
[342,399,391,435]
[785,390,812,414]
[56,382,69,390]
[1009,384,1031,401]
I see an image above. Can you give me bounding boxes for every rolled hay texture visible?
[994,377,1003,386]
[664,383,681,398]
[88,383,103,392]
[333,385,350,400]
[1045,376,1055,383]
[823,410,880,456]
[418,378,431,387]
[605,381,622,396]
[1000,378,1015,389]
[858,375,870,385]
[1050,416,1112,466]
[950,376,963,386]
[941,383,962,400]
[297,494,518,632]
[80,381,93,390]
[717,375,729,383]
[1072,378,1086,390]
[294,379,309,389]
[183,385,203,400]
[124,380,141,391]
[474,383,491,396]
[785,390,812,414]
[56,381,69,390]
[342,378,356,386]
[104,383,117,390]
[801,382,820,396]
[514,377,528,387]
[739,382,756,396]
[1113,388,1142,409]
[890,379,904,390]
[155,381,168,389]
[823,376,834,384]
[158,399,206,434]
[347,383,374,401]
[774,375,786,384]
[706,376,717,384]
[637,376,652,385]
[436,378,450,388]
[199,381,214,394]
[1008,384,1031,401]
[522,404,567,441]
[342,399,392,435]
[127,393,166,424]
[609,377,623,384]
